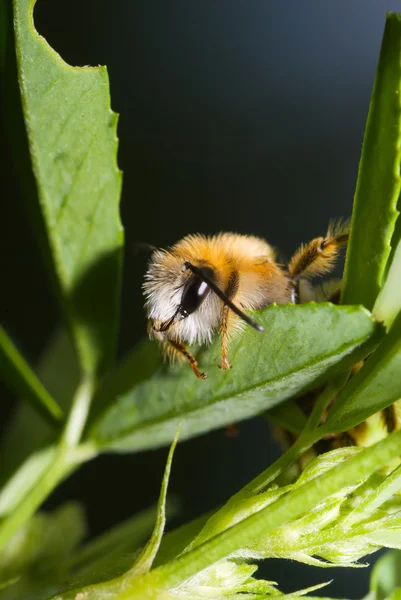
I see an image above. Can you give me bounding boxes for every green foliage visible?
[0,329,81,484]
[89,303,379,452]
[130,427,180,576]
[183,447,401,569]
[323,310,401,433]
[370,550,401,600]
[342,13,401,311]
[13,0,123,377]
[1,2,401,600]
[0,327,63,427]
[0,503,86,600]
[0,446,56,518]
[1,503,86,580]
[46,436,401,599]
[374,237,401,329]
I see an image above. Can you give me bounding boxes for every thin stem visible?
[304,372,349,434]
[0,451,71,550]
[61,377,94,447]
[240,429,321,496]
[242,374,348,496]
[189,376,350,548]
[0,378,96,552]
[0,326,64,427]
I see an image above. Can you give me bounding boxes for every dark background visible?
[1,1,399,596]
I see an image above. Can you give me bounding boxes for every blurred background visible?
[1,0,400,596]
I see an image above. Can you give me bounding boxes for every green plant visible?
[1,2,401,599]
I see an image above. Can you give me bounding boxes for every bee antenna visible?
[184,261,264,333]
[133,242,159,255]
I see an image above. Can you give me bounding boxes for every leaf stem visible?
[304,373,349,434]
[0,326,64,427]
[242,375,348,496]
[0,377,96,552]
[0,450,70,551]
[61,377,95,447]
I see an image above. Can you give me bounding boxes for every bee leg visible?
[220,305,232,370]
[220,307,238,435]
[167,340,207,380]
[288,220,349,287]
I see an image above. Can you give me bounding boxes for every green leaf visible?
[130,427,180,575]
[13,0,123,376]
[0,446,56,518]
[0,578,19,593]
[0,327,63,427]
[0,328,81,486]
[323,310,401,434]
[0,503,86,600]
[186,448,401,570]
[341,464,401,529]
[0,337,94,557]
[89,303,380,452]
[52,431,401,600]
[38,437,180,599]
[48,502,180,596]
[0,502,86,582]
[150,431,401,592]
[67,506,208,583]
[0,378,96,554]
[342,13,401,311]
[67,506,172,581]
[374,235,401,329]
[0,441,90,555]
[154,512,211,568]
[371,551,401,600]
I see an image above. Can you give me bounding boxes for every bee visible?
[142,222,349,379]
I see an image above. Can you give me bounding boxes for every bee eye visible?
[180,267,214,317]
